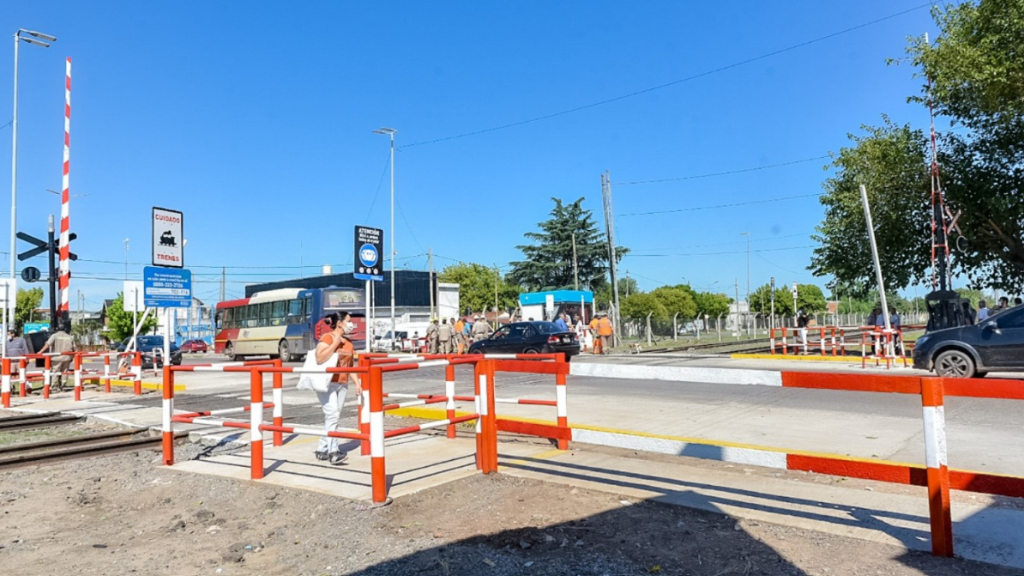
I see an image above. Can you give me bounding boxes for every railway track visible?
[0,413,186,470]
[638,327,881,355]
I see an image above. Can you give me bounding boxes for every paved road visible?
[139,354,1024,477]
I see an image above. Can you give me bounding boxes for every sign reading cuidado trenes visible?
[152,207,184,268]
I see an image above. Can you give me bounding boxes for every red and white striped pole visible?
[162,365,175,466]
[103,355,111,393]
[272,359,283,447]
[445,364,456,439]
[556,354,569,451]
[18,358,27,397]
[132,352,142,395]
[359,356,370,456]
[42,356,51,399]
[1,358,10,407]
[58,58,72,318]
[250,368,264,480]
[369,366,387,503]
[73,352,82,401]
[921,377,953,557]
[474,360,484,470]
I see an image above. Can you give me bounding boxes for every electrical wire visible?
[618,193,822,218]
[401,3,932,148]
[627,245,816,258]
[614,156,829,186]
[363,150,392,224]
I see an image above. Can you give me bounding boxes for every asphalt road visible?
[148,354,1024,477]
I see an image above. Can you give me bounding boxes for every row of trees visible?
[812,0,1024,294]
[618,284,732,322]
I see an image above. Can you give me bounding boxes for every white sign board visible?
[152,207,184,268]
[123,281,143,313]
[0,278,16,312]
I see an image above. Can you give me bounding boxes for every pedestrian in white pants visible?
[312,311,359,465]
[316,382,348,457]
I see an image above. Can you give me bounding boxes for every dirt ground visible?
[1,425,1022,576]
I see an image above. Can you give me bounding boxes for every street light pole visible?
[373,127,397,338]
[741,232,750,336]
[10,29,56,330]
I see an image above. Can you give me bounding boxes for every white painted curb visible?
[570,362,782,386]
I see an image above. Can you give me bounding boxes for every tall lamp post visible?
[740,232,750,336]
[373,127,397,339]
[10,28,56,329]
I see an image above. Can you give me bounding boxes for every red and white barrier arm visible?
[171,402,275,421]
[385,414,479,439]
[383,397,448,411]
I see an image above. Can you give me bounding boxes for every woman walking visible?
[313,311,360,465]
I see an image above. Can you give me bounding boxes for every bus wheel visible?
[224,342,235,362]
[278,340,292,363]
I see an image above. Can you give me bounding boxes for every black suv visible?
[115,336,182,368]
[912,306,1024,377]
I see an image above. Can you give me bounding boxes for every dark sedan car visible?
[115,335,182,368]
[468,321,579,360]
[913,306,1024,377]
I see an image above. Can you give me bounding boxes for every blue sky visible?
[2,1,940,310]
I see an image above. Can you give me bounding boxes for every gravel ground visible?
[1,432,1022,576]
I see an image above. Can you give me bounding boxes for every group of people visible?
[976,296,1022,322]
[424,315,493,354]
[3,321,76,393]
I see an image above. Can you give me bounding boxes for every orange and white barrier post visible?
[103,355,111,393]
[555,354,568,450]
[132,352,142,395]
[73,353,83,401]
[43,356,51,399]
[18,358,27,397]
[485,359,499,472]
[781,328,788,356]
[272,360,284,447]
[359,355,370,456]
[445,364,456,439]
[162,365,175,466]
[921,377,953,557]
[250,368,264,480]
[769,328,776,355]
[474,359,484,470]
[1,358,10,407]
[369,365,387,503]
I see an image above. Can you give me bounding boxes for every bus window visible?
[271,301,286,326]
[286,299,302,324]
[259,303,271,327]
[247,305,259,328]
[303,296,314,322]
[216,310,224,329]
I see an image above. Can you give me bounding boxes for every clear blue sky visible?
[2,1,940,310]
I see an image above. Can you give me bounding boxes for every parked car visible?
[115,335,182,368]
[912,306,1024,377]
[179,339,208,353]
[468,321,579,360]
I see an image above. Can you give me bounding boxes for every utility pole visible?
[741,232,750,336]
[428,248,434,320]
[625,270,630,297]
[601,171,621,346]
[734,278,740,333]
[571,232,579,291]
[219,267,226,302]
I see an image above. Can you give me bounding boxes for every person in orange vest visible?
[454,317,466,353]
[589,315,602,354]
[598,313,614,355]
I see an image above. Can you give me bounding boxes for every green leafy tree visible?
[438,263,519,316]
[594,277,638,308]
[105,292,159,342]
[816,1,1024,293]
[620,292,666,322]
[750,283,827,315]
[650,286,697,320]
[14,288,43,331]
[509,197,626,291]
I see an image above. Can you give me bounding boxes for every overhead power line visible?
[618,193,822,218]
[627,244,816,258]
[614,156,830,186]
[402,3,931,148]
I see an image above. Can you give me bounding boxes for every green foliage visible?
[749,283,827,316]
[72,319,102,347]
[508,197,626,291]
[810,120,932,297]
[105,292,159,341]
[438,263,519,315]
[650,286,697,320]
[816,1,1024,293]
[594,277,638,307]
[955,288,985,308]
[14,288,43,331]
[620,292,666,321]
[832,290,913,314]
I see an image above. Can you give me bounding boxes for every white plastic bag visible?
[297,349,339,393]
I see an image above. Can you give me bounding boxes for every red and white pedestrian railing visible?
[0,350,178,407]
[858,327,908,369]
[760,371,1024,558]
[770,327,847,356]
[162,353,570,504]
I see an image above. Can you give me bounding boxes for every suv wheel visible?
[934,349,976,378]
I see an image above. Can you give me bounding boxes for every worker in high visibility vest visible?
[597,313,614,355]
[589,316,601,354]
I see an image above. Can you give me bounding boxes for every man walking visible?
[426,318,439,354]
[471,314,492,343]
[38,320,75,393]
[597,313,614,355]
[437,318,453,354]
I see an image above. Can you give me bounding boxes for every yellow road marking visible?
[731,353,862,363]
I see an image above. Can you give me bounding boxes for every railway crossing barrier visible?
[162,353,570,504]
